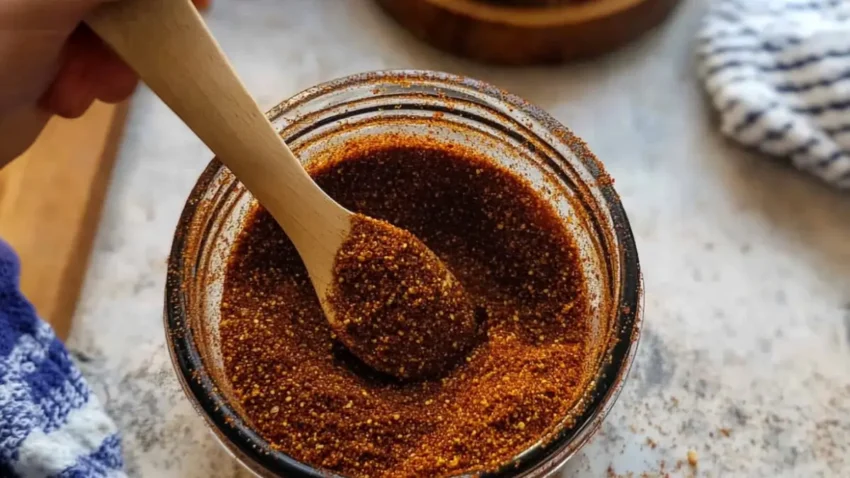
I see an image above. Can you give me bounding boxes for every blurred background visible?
[2,0,849,476]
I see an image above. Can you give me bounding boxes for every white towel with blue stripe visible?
[0,239,125,477]
[698,0,850,188]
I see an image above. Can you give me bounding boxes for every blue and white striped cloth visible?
[0,239,124,477]
[698,0,850,188]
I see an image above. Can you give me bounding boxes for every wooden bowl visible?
[374,0,681,65]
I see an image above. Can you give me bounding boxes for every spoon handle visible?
[86,0,348,252]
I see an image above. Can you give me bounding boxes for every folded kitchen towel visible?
[698,0,850,188]
[0,239,125,477]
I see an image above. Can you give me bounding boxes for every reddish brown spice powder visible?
[219,138,593,477]
[329,214,480,380]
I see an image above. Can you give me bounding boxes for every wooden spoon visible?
[85,0,478,379]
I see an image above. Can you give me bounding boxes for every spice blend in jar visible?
[219,134,595,477]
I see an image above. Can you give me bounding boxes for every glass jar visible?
[165,70,643,477]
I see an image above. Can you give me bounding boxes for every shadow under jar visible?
[165,70,643,478]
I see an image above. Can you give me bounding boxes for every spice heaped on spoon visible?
[329,215,479,379]
[85,0,478,380]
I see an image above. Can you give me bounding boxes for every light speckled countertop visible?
[67,0,850,476]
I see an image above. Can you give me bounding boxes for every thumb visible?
[4,0,117,31]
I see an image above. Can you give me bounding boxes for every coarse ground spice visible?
[219,137,594,477]
[328,214,480,380]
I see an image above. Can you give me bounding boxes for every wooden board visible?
[0,101,129,340]
[375,0,681,65]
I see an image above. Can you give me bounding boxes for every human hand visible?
[0,0,209,165]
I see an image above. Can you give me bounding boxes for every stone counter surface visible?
[67,0,850,476]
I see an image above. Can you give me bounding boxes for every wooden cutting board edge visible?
[0,101,129,340]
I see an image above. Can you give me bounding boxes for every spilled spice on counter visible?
[219,135,595,477]
[687,450,699,468]
[328,214,479,380]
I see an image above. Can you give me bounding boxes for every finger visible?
[93,52,138,104]
[41,59,97,119]
[38,28,99,118]
[86,31,138,103]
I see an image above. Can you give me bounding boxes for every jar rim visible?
[165,69,643,478]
